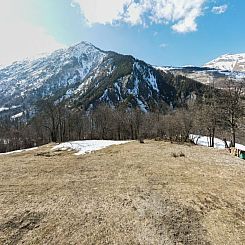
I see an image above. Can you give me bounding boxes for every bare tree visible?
[221,79,244,147]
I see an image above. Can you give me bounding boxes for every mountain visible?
[0,42,106,114]
[0,42,207,118]
[156,65,245,89]
[155,53,245,88]
[163,53,245,88]
[204,53,245,72]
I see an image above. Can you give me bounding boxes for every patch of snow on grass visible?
[190,134,225,149]
[236,143,245,152]
[52,140,130,155]
[0,147,38,155]
[190,134,245,151]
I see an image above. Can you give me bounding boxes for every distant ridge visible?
[204,53,245,72]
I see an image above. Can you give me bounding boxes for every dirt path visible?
[0,141,244,244]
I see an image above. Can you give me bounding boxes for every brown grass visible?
[0,141,244,244]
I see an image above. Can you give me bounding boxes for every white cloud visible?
[171,6,201,33]
[72,0,207,33]
[212,4,228,14]
[159,43,167,48]
[72,0,131,24]
[0,0,65,66]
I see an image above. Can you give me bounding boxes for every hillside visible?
[0,141,244,244]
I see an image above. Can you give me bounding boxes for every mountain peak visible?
[72,41,95,48]
[204,53,245,72]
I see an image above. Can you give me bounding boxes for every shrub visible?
[171,152,185,158]
[172,152,178,158]
[179,152,185,157]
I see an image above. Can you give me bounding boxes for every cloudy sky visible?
[0,0,244,66]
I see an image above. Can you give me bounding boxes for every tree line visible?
[0,79,244,153]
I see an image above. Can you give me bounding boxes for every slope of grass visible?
[0,141,244,244]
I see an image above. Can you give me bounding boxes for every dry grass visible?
[0,141,244,245]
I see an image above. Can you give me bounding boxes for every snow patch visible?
[0,107,9,112]
[114,82,122,101]
[11,112,24,119]
[155,66,181,72]
[190,134,245,151]
[137,98,148,113]
[100,89,109,102]
[147,72,159,93]
[134,62,159,92]
[0,147,38,155]
[52,140,130,155]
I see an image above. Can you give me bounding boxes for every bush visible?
[179,152,185,157]
[171,152,185,158]
[139,138,145,144]
[155,137,162,141]
[172,152,178,158]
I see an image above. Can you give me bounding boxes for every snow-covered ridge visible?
[52,140,130,155]
[154,66,180,72]
[204,53,245,72]
[155,64,245,86]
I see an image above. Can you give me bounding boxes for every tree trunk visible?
[231,126,236,147]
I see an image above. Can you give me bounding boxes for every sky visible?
[0,0,244,66]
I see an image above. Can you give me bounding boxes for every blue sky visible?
[0,0,244,66]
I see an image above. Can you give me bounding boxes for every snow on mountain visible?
[204,53,245,72]
[71,56,178,111]
[11,112,24,119]
[0,41,209,116]
[0,41,107,113]
[155,62,245,89]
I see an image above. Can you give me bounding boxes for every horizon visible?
[0,0,244,67]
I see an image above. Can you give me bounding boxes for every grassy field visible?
[0,141,244,245]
